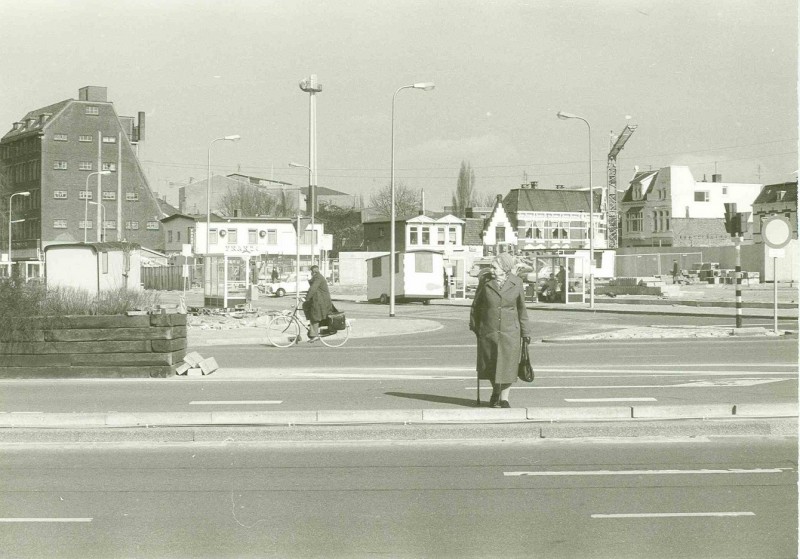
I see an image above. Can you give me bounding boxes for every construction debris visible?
[176,351,218,376]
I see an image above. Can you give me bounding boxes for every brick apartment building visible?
[1,86,165,263]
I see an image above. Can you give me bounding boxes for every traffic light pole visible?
[733,236,742,329]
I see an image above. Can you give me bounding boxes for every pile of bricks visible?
[176,351,219,377]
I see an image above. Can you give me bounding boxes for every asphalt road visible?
[0,436,795,559]
[0,304,795,413]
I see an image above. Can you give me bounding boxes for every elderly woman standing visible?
[469,252,531,408]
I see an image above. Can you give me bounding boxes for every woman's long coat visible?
[304,273,332,323]
[469,273,531,384]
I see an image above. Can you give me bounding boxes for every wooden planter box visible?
[0,314,187,379]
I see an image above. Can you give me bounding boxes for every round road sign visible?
[762,216,792,249]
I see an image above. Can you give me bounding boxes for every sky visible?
[1,0,797,210]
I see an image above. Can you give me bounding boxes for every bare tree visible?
[450,161,477,217]
[218,185,296,218]
[369,181,422,219]
[477,191,500,208]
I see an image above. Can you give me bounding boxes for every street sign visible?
[762,215,792,249]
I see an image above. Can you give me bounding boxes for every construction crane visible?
[606,123,638,248]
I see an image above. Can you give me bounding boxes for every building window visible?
[694,191,709,202]
[78,190,92,200]
[146,221,159,230]
[627,210,643,232]
[448,227,457,244]
[79,135,93,142]
[437,227,445,245]
[226,229,237,244]
[79,161,93,171]
[53,133,68,141]
[53,161,68,170]
[267,230,277,244]
[125,192,139,201]
[53,219,67,229]
[85,106,99,115]
[102,191,116,201]
[102,136,116,144]
[409,227,418,245]
[79,220,93,230]
[103,220,116,230]
[53,191,68,199]
[126,221,140,230]
[372,258,382,277]
[496,226,505,242]
[168,231,173,243]
[722,186,728,195]
[421,226,430,244]
[102,162,117,172]
[378,227,385,238]
[248,229,257,244]
[176,231,181,242]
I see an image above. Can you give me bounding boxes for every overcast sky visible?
[1,0,797,209]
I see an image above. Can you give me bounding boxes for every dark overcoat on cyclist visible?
[303,269,332,324]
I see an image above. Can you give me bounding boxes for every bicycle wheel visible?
[319,321,350,348]
[266,315,301,347]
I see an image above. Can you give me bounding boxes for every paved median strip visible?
[0,402,795,429]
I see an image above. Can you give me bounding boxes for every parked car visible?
[261,272,311,297]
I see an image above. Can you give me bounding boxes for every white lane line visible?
[504,468,788,477]
[0,518,93,523]
[591,512,755,519]
[481,379,788,390]
[564,398,657,402]
[189,400,283,405]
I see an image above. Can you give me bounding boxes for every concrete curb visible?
[0,403,795,430]
[0,418,796,444]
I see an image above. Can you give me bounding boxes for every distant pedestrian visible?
[556,265,566,303]
[469,252,531,408]
[672,260,679,283]
[271,268,279,282]
[303,265,332,343]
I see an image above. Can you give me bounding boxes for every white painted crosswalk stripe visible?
[564,398,657,402]
[0,518,93,523]
[189,400,283,405]
[591,512,755,518]
[504,468,788,476]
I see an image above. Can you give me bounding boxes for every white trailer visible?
[366,250,445,305]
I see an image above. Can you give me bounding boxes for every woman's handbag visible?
[518,341,534,383]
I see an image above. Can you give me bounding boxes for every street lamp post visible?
[390,82,435,317]
[299,75,322,259]
[206,135,240,255]
[288,162,316,267]
[8,191,30,274]
[89,201,106,242]
[557,111,595,309]
[84,171,111,243]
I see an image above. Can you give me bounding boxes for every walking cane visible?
[476,374,481,406]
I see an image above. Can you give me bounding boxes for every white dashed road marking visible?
[591,512,755,519]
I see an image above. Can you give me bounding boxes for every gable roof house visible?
[500,185,604,253]
[619,166,762,247]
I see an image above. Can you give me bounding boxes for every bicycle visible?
[265,303,351,348]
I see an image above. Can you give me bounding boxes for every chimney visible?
[38,113,51,126]
[712,174,722,183]
[12,122,22,131]
[233,209,241,218]
[25,118,35,128]
[496,194,503,202]
[137,111,145,141]
[530,181,538,189]
[78,86,108,102]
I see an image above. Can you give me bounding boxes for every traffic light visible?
[723,203,737,235]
